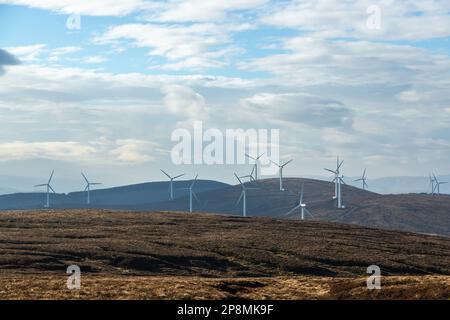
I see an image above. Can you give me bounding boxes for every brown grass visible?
[0,274,448,300]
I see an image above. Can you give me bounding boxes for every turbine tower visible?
[324,157,345,209]
[181,174,199,212]
[245,152,265,181]
[81,172,102,205]
[270,159,293,191]
[355,168,368,191]
[285,183,313,220]
[161,169,185,200]
[235,173,258,217]
[33,170,55,208]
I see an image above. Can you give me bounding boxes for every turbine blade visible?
[49,185,56,194]
[192,191,200,203]
[34,184,47,188]
[84,185,89,192]
[48,170,54,184]
[300,183,304,204]
[282,159,293,167]
[270,160,280,167]
[81,172,89,184]
[236,191,244,205]
[234,173,243,186]
[305,208,314,217]
[245,153,256,161]
[160,169,171,179]
[285,205,300,216]
[256,152,265,160]
[173,174,185,179]
[363,168,366,178]
[190,174,198,188]
[324,168,336,174]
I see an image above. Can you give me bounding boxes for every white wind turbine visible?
[245,152,265,181]
[285,183,313,220]
[433,173,447,195]
[81,172,102,205]
[235,173,258,217]
[429,173,436,195]
[270,159,293,191]
[34,170,55,208]
[355,168,368,191]
[161,169,185,200]
[181,174,199,213]
[324,157,345,209]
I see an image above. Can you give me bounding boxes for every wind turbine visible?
[270,159,293,191]
[355,168,368,191]
[81,172,102,205]
[161,169,185,200]
[235,173,258,217]
[433,174,447,195]
[429,174,436,195]
[181,174,199,212]
[33,170,55,208]
[286,183,313,220]
[324,157,345,209]
[240,166,256,182]
[245,152,265,181]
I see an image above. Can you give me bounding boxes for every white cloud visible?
[0,0,152,16]
[0,141,96,161]
[396,90,425,103]
[94,23,237,70]
[262,0,450,40]
[241,92,353,128]
[109,139,159,163]
[163,85,208,119]
[81,55,109,64]
[48,46,82,61]
[5,44,46,62]
[148,0,267,22]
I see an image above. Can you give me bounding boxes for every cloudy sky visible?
[0,0,450,191]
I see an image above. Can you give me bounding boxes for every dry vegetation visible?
[0,209,449,299]
[0,274,448,300]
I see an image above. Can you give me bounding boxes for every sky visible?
[0,0,450,192]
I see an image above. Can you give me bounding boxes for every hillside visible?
[0,179,229,210]
[0,210,448,277]
[135,178,450,236]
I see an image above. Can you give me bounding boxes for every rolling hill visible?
[139,178,450,236]
[0,179,229,210]
[0,210,448,277]
[0,210,449,299]
[1,177,449,236]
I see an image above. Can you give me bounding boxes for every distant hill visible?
[1,177,449,236]
[0,180,229,210]
[349,175,450,195]
[138,178,450,236]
